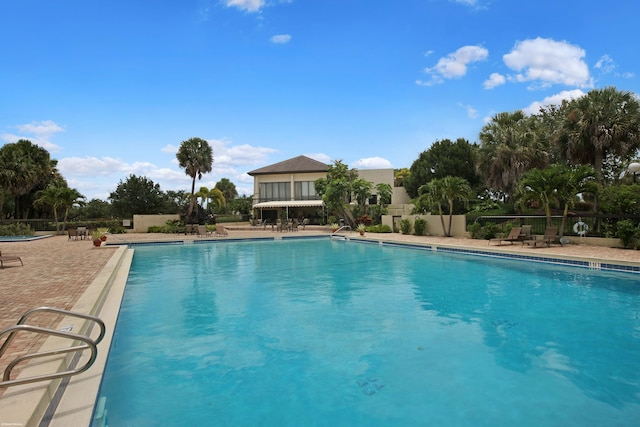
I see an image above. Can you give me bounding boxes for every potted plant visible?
[356,223,366,236]
[91,230,104,247]
[97,227,110,241]
[330,223,339,232]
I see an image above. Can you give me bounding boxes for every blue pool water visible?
[94,239,640,426]
[0,235,50,242]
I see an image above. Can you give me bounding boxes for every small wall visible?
[132,214,180,233]
[563,236,624,248]
[382,214,468,237]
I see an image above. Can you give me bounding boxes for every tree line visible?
[318,87,640,243]
[0,136,249,230]
[2,87,640,243]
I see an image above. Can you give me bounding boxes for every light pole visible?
[629,162,640,183]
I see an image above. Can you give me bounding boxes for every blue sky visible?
[1,0,638,200]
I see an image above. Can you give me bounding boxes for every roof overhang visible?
[252,200,324,209]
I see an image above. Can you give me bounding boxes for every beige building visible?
[247,155,408,224]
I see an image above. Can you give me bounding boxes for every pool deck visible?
[1,225,639,426]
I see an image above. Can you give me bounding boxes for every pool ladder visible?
[331,225,352,236]
[0,307,105,388]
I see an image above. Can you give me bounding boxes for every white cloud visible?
[1,120,64,151]
[503,37,591,88]
[483,72,506,89]
[225,0,265,13]
[352,157,393,169]
[459,104,478,119]
[305,152,331,164]
[523,89,585,115]
[419,45,489,86]
[161,144,178,153]
[270,34,291,44]
[451,0,478,5]
[594,54,616,74]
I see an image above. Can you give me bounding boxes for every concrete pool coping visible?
[1,228,639,426]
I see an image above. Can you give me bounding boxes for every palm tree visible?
[556,87,640,185]
[0,140,55,218]
[516,167,560,227]
[34,185,63,233]
[34,184,84,233]
[418,176,473,237]
[476,111,550,202]
[208,188,226,211]
[176,137,213,223]
[195,186,210,209]
[57,186,85,231]
[555,165,596,236]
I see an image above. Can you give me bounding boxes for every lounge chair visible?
[215,226,228,237]
[523,226,561,248]
[0,250,23,269]
[196,225,210,237]
[489,227,522,245]
[518,225,532,242]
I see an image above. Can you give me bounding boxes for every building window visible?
[294,181,319,200]
[259,182,290,201]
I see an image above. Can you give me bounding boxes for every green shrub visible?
[0,223,33,236]
[366,224,392,233]
[467,222,498,240]
[147,226,164,233]
[400,219,412,235]
[467,222,482,239]
[414,218,427,236]
[480,223,499,240]
[616,219,640,249]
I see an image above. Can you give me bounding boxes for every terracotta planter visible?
[93,240,102,247]
[100,235,107,241]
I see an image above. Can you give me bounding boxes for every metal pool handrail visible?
[0,307,105,388]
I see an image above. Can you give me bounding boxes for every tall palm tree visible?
[476,111,550,202]
[176,137,213,223]
[418,176,473,237]
[556,87,640,185]
[0,140,55,218]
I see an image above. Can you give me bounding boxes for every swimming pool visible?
[0,234,51,242]
[94,239,640,426]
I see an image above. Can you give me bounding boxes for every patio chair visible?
[0,250,23,269]
[76,226,88,240]
[489,227,522,246]
[215,226,228,237]
[68,228,80,241]
[292,219,299,232]
[523,226,561,248]
[301,218,309,230]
